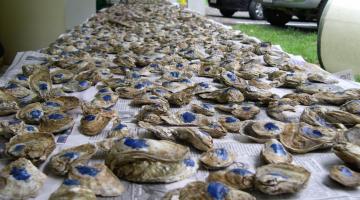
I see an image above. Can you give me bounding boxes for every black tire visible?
[220,9,236,18]
[249,0,264,20]
[263,8,292,26]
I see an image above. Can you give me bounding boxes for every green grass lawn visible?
[233,24,318,64]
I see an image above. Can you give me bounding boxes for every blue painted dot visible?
[225,117,237,123]
[183,159,195,167]
[113,123,127,130]
[9,119,22,125]
[242,106,252,111]
[75,166,100,177]
[84,115,96,121]
[202,103,212,109]
[132,73,140,79]
[124,137,149,149]
[180,78,191,83]
[226,72,236,82]
[14,144,25,152]
[207,182,229,200]
[25,126,35,132]
[99,88,109,93]
[170,71,180,78]
[17,74,28,81]
[149,96,159,100]
[45,101,61,107]
[264,123,279,131]
[10,167,31,181]
[6,83,18,89]
[30,110,42,119]
[39,83,48,91]
[150,63,159,68]
[61,152,79,160]
[176,63,184,68]
[63,179,80,186]
[79,80,89,87]
[269,172,288,179]
[134,83,145,89]
[181,112,196,123]
[48,113,64,120]
[199,82,209,88]
[102,95,112,101]
[302,127,322,138]
[215,148,228,160]
[340,166,352,177]
[270,143,286,156]
[231,168,253,176]
[54,73,64,79]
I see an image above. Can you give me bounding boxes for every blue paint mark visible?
[202,103,212,109]
[170,71,180,78]
[54,73,64,79]
[8,119,22,125]
[270,143,286,156]
[226,72,236,82]
[204,67,211,72]
[215,148,228,160]
[180,78,191,83]
[113,123,127,130]
[149,96,158,100]
[14,144,25,152]
[183,159,195,167]
[269,172,288,179]
[207,182,229,200]
[102,95,112,101]
[181,112,196,123]
[150,63,159,68]
[63,179,80,186]
[10,167,31,181]
[231,168,253,176]
[38,83,48,91]
[124,137,149,149]
[79,80,89,87]
[75,165,100,177]
[340,166,352,177]
[61,152,79,160]
[225,117,237,123]
[176,63,184,68]
[84,115,96,121]
[17,74,28,81]
[264,123,279,131]
[30,110,42,119]
[132,73,140,79]
[199,82,209,88]
[48,113,64,120]
[25,125,35,132]
[45,101,61,107]
[134,83,145,89]
[99,88,109,93]
[6,83,18,89]
[302,127,322,138]
[242,106,252,111]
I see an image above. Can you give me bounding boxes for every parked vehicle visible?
[260,0,328,26]
[208,0,264,20]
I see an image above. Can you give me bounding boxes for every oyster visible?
[22,64,46,76]
[2,82,35,100]
[344,125,360,146]
[138,121,176,141]
[261,139,293,164]
[69,163,125,197]
[29,69,52,98]
[217,103,260,120]
[51,69,74,84]
[282,72,307,88]
[199,64,223,78]
[131,94,169,107]
[297,83,343,94]
[255,163,311,195]
[248,78,272,89]
[39,112,74,134]
[199,120,227,138]
[280,123,337,153]
[0,89,19,116]
[193,82,217,94]
[313,89,360,106]
[267,98,299,122]
[49,179,96,200]
[341,100,360,115]
[219,116,242,133]
[191,103,216,116]
[12,74,29,88]
[333,142,360,170]
[307,73,338,84]
[323,109,360,127]
[167,86,195,107]
[163,181,256,200]
[0,119,38,138]
[91,92,119,109]
[108,119,129,138]
[0,158,47,199]
[115,86,146,99]
[16,102,44,124]
[80,104,113,136]
[207,168,255,190]
[242,86,274,103]
[282,93,318,106]
[49,143,97,175]
[264,50,290,67]
[105,137,198,183]
[161,111,206,126]
[174,127,214,152]
[136,103,169,125]
[218,71,247,90]
[63,80,92,93]
[240,120,284,143]
[200,148,234,169]
[199,87,244,104]
[329,165,360,187]
[5,132,55,164]
[47,96,80,111]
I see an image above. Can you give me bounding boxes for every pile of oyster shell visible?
[1,0,360,199]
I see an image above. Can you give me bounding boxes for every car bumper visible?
[261,0,321,9]
[208,0,250,11]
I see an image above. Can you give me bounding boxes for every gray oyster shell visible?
[218,71,247,90]
[341,100,360,115]
[167,86,195,107]
[296,83,343,95]
[49,143,97,175]
[174,127,214,152]
[307,73,338,84]
[136,103,169,125]
[282,93,318,106]
[0,89,19,116]
[261,139,293,164]
[199,120,227,138]
[0,119,38,138]
[138,121,176,141]
[329,165,360,187]
[39,112,74,134]
[161,111,206,126]
[5,132,56,164]
[69,163,124,197]
[62,80,92,93]
[79,103,114,136]
[200,148,234,169]
[344,125,360,146]
[49,179,96,200]
[11,74,29,88]
[333,142,360,170]
[16,102,44,124]
[191,103,215,116]
[0,158,47,200]
[267,98,299,122]
[207,168,255,190]
[255,163,310,195]
[50,69,74,84]
[313,89,360,106]
[240,120,285,143]
[199,88,244,104]
[91,92,119,109]
[108,119,129,138]
[217,103,260,120]
[219,116,242,133]
[29,69,52,99]
[193,82,217,94]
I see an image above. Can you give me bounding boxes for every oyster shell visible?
[39,112,74,134]
[131,94,169,107]
[69,163,124,197]
[174,127,214,152]
[91,92,119,109]
[22,64,47,76]
[163,181,256,200]
[136,103,169,125]
[344,125,360,146]
[207,168,255,190]
[200,148,234,169]
[267,98,299,122]
[191,103,215,116]
[307,73,338,84]
[2,82,35,100]
[161,111,206,126]
[51,69,74,84]
[282,93,318,106]
[341,100,360,115]
[240,120,284,143]
[297,83,343,95]
[0,158,47,199]
[12,74,29,88]
[167,86,195,107]
[49,179,96,200]
[5,132,55,164]
[29,69,52,98]
[218,71,247,90]
[255,163,311,195]
[333,142,360,170]
[261,139,293,164]
[49,143,97,175]
[219,116,242,132]
[48,96,80,111]
[323,109,360,127]
[264,50,290,67]
[313,89,360,106]
[193,82,217,94]
[138,121,176,141]
[63,80,92,93]
[0,119,38,138]
[0,89,19,116]
[199,120,227,138]
[108,119,129,138]
[80,104,113,136]
[199,87,244,104]
[16,102,44,124]
[329,165,360,187]
[242,86,274,103]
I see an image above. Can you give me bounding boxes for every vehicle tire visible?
[249,0,264,20]
[220,9,236,18]
[263,8,292,26]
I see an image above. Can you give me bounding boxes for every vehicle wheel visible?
[249,0,264,20]
[263,8,292,26]
[317,0,328,23]
[220,9,236,18]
